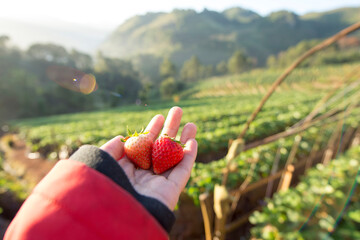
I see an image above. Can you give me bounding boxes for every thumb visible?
[100,136,125,161]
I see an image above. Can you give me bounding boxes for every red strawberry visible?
[122,129,153,169]
[152,135,184,174]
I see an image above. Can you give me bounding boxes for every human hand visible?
[100,107,197,210]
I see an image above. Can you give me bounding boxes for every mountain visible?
[99,7,360,67]
[0,18,110,53]
[222,7,261,23]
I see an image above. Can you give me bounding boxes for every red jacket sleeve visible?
[4,160,168,240]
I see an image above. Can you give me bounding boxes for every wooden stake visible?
[222,139,244,185]
[339,127,356,153]
[351,128,360,147]
[278,135,302,191]
[213,185,230,240]
[199,193,214,240]
[305,127,325,171]
[322,149,334,166]
[278,164,295,191]
[265,143,283,198]
[322,119,344,165]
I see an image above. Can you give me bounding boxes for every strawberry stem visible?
[162,134,185,148]
[122,126,149,141]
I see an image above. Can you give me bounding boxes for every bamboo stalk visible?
[322,112,347,165]
[222,139,244,185]
[225,206,262,233]
[293,73,360,127]
[286,74,360,175]
[238,22,360,140]
[295,66,360,128]
[224,151,325,233]
[274,72,360,194]
[230,151,325,197]
[244,101,360,152]
[222,23,360,187]
[305,127,326,171]
[223,85,360,191]
[230,155,259,212]
[216,23,360,238]
[242,114,330,151]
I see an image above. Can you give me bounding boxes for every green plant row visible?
[181,62,358,98]
[186,125,330,204]
[13,91,319,159]
[185,106,360,205]
[249,146,360,240]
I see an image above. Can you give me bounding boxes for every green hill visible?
[222,7,261,23]
[99,7,360,67]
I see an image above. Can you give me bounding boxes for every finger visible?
[100,135,124,161]
[180,122,197,144]
[167,139,198,191]
[161,106,183,138]
[145,114,165,141]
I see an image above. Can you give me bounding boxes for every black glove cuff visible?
[69,145,175,233]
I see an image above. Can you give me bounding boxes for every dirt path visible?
[1,135,55,187]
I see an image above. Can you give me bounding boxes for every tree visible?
[138,82,153,104]
[70,49,93,70]
[94,52,142,102]
[160,77,177,98]
[159,57,176,78]
[266,39,320,68]
[216,61,227,75]
[227,50,252,74]
[27,43,70,64]
[180,55,201,82]
[266,55,277,68]
[0,35,10,50]
[200,65,214,78]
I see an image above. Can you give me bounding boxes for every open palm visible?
[100,107,197,210]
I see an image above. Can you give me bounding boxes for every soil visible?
[0,135,56,235]
[1,134,55,186]
[0,216,10,239]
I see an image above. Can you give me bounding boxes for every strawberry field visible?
[181,62,358,98]
[13,62,358,161]
[6,61,360,239]
[13,91,319,160]
[250,146,360,240]
[0,5,360,239]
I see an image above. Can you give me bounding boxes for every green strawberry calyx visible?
[121,127,149,142]
[162,134,185,148]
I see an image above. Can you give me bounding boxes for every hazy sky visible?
[1,0,359,30]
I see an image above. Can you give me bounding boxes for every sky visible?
[1,0,359,30]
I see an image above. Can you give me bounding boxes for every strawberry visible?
[152,135,184,174]
[122,129,153,170]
